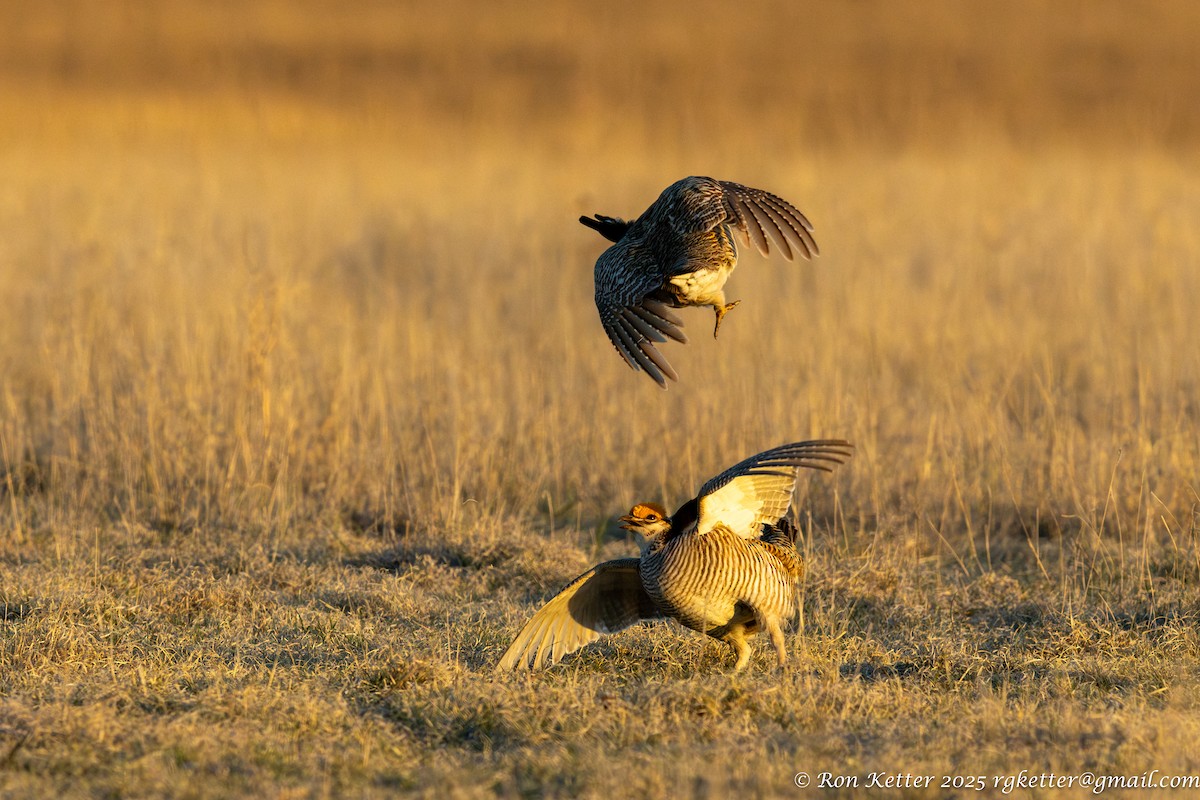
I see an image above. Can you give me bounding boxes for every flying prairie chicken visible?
[496,440,852,672]
[582,176,818,387]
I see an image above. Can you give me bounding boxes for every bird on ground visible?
[496,440,852,672]
[581,176,818,387]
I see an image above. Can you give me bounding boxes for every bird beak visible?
[618,515,636,531]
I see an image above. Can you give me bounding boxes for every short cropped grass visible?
[2,1,1200,797]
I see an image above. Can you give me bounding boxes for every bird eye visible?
[646,514,658,521]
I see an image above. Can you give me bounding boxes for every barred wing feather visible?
[695,440,853,538]
[496,559,663,670]
[594,245,688,387]
[718,181,818,261]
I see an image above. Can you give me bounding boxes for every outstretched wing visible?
[594,241,689,388]
[695,440,852,538]
[658,177,817,261]
[496,558,663,671]
[716,180,818,260]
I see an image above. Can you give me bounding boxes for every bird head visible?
[618,502,672,540]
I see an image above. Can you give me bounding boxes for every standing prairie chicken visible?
[496,440,851,672]
[582,176,818,387]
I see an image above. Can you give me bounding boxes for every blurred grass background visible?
[2,1,1199,797]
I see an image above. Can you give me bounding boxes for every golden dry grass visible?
[2,1,1200,797]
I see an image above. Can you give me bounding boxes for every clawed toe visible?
[712,300,742,338]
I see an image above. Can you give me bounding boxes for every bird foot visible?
[712,300,741,338]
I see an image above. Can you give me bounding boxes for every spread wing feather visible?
[631,304,687,342]
[608,311,675,385]
[730,194,770,256]
[696,440,853,538]
[595,243,688,388]
[756,191,818,259]
[621,308,668,343]
[496,559,662,671]
[718,181,818,261]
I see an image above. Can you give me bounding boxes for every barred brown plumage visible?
[496,440,852,672]
[583,176,818,387]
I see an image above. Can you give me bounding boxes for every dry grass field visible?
[3,1,1200,797]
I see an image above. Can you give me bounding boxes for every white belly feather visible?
[668,264,732,307]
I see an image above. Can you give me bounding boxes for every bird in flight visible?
[582,176,818,387]
[496,440,852,672]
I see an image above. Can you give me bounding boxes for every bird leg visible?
[764,617,789,668]
[722,624,752,672]
[712,300,741,338]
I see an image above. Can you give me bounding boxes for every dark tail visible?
[762,517,798,546]
[579,214,631,243]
